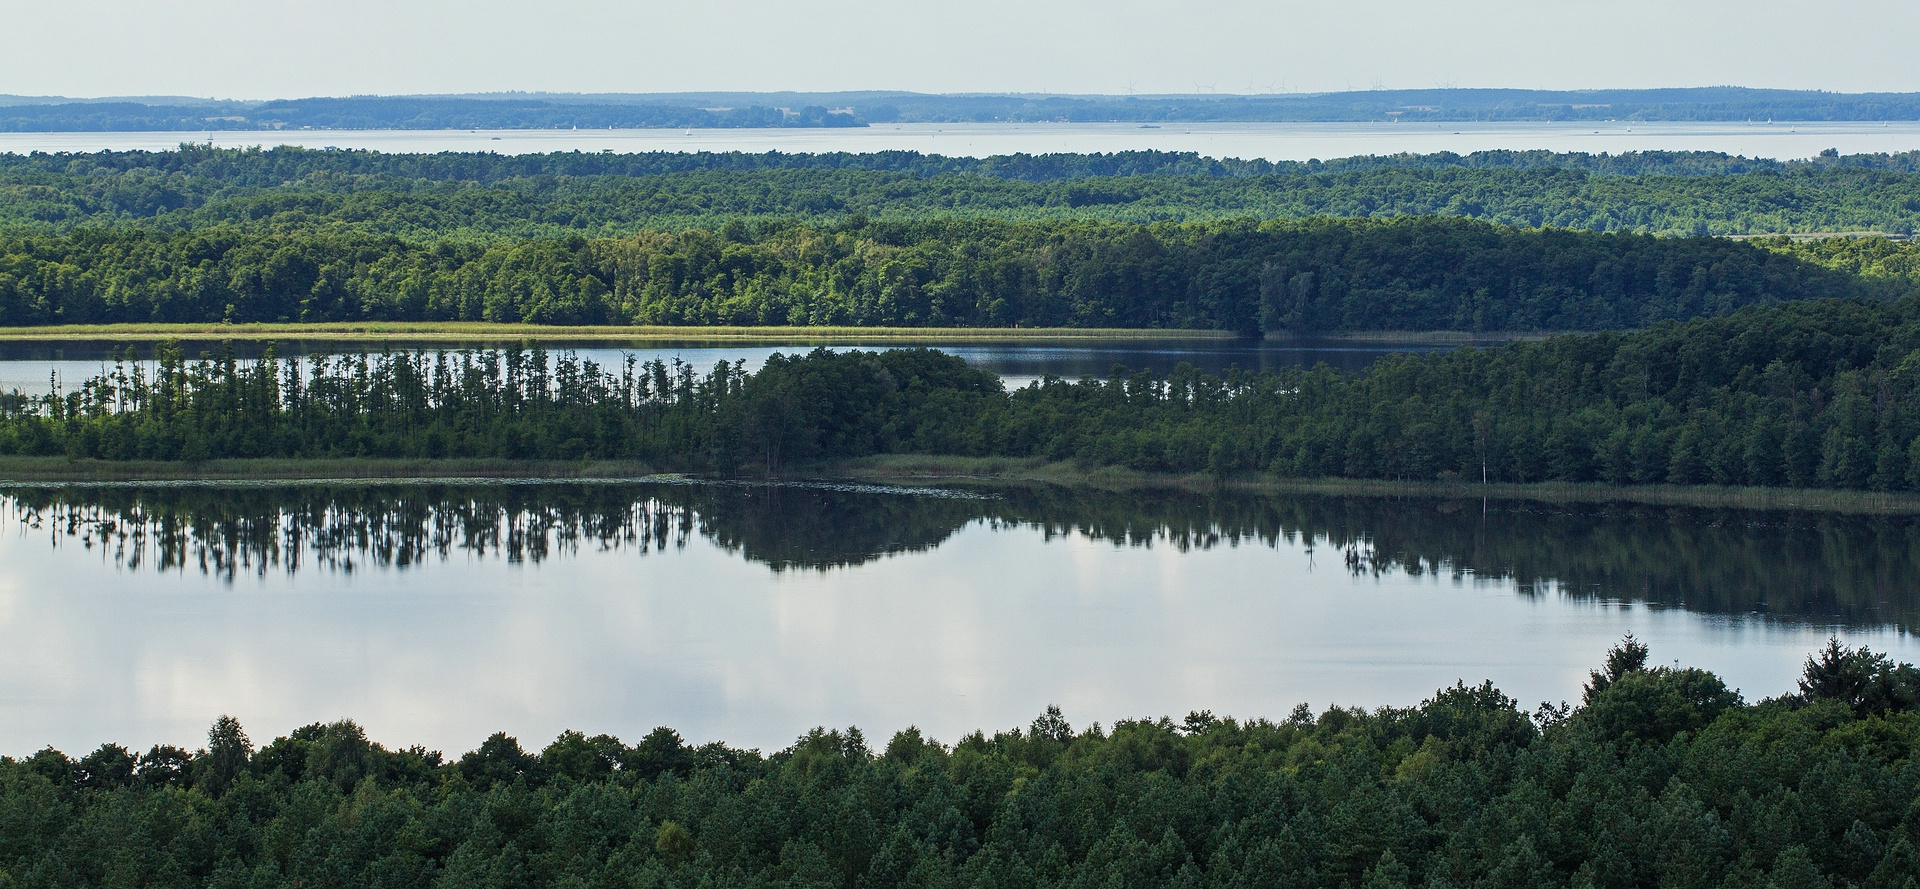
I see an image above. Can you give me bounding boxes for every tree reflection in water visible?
[6,482,1918,629]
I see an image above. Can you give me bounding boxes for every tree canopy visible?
[1,640,1917,888]
[17,291,1920,493]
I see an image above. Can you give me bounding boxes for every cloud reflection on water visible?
[0,481,1907,758]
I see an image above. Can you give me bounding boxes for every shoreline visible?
[826,455,1920,513]
[0,323,1574,347]
[0,457,665,485]
[4,454,1919,514]
[0,323,1241,344]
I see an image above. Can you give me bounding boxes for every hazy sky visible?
[4,0,1917,100]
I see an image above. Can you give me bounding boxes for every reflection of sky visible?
[0,340,1431,397]
[0,507,1898,759]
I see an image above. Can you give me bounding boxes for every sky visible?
[2,0,1917,100]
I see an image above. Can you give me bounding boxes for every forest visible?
[8,146,1920,237]
[5,146,1920,329]
[0,217,1899,330]
[2,639,1919,888]
[12,290,1920,492]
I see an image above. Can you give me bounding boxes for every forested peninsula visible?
[5,640,1920,888]
[11,292,1920,492]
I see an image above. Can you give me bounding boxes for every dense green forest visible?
[15,481,1920,627]
[5,146,1920,329]
[7,147,1920,237]
[13,290,1920,491]
[0,217,1897,329]
[4,640,1920,887]
[6,146,1920,329]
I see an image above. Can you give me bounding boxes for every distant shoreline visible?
[0,323,1571,347]
[5,455,1919,515]
[0,323,1242,344]
[824,456,1920,514]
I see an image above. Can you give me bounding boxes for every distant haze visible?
[3,0,1917,99]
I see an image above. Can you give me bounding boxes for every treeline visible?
[0,99,865,132]
[18,146,1920,184]
[17,482,1920,628]
[0,217,1884,329]
[16,291,1920,493]
[17,291,1920,491]
[242,97,864,130]
[13,85,1920,131]
[10,146,1920,237]
[6,640,1920,887]
[858,86,1920,123]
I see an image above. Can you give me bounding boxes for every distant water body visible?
[5,121,1920,161]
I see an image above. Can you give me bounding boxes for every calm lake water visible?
[0,480,1909,758]
[0,337,1446,397]
[3,121,1919,162]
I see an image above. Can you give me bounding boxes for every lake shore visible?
[0,457,666,485]
[826,455,1920,513]
[0,323,1241,344]
[0,323,1575,347]
[4,453,1919,513]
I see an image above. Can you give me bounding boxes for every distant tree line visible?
[851,86,1920,123]
[0,99,865,132]
[0,217,1887,330]
[9,85,1920,130]
[9,147,1920,238]
[14,293,1920,493]
[18,146,1920,184]
[3,640,1920,887]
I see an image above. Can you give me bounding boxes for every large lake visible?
[0,480,1910,757]
[4,121,1919,161]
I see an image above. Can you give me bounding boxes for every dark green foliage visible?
[24,290,1920,496]
[0,216,1884,329]
[1,642,1916,887]
[1577,665,1743,744]
[1584,634,1650,702]
[1798,639,1920,715]
[8,145,1920,330]
[9,146,1920,238]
